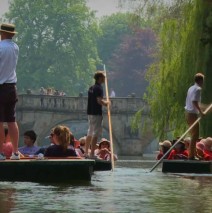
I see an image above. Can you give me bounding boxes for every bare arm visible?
[193,101,204,115]
[97,97,109,106]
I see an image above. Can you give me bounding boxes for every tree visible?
[5,0,100,95]
[97,13,133,69]
[134,0,212,138]
[109,28,155,97]
[97,12,153,96]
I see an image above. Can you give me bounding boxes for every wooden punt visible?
[94,159,112,171]
[162,160,212,174]
[0,158,95,183]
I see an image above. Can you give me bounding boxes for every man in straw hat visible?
[0,23,20,160]
[85,71,109,158]
[185,73,205,160]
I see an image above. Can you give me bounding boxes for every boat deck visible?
[162,160,212,174]
[0,158,95,183]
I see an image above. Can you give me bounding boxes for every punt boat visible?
[162,160,212,174]
[0,157,112,183]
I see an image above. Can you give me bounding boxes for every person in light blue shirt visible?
[0,23,20,160]
[18,130,40,156]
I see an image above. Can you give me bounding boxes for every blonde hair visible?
[53,125,71,151]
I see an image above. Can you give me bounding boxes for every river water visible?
[0,157,212,213]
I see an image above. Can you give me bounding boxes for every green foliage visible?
[5,0,100,95]
[109,28,155,96]
[97,12,154,96]
[139,0,209,139]
[97,13,133,68]
[131,109,143,132]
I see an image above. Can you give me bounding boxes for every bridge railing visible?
[17,94,148,114]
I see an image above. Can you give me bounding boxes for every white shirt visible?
[0,39,19,84]
[110,90,116,97]
[185,83,201,114]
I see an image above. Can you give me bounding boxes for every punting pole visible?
[149,103,212,173]
[104,64,115,171]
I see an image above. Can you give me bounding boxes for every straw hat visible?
[196,142,205,151]
[184,137,191,144]
[0,23,17,34]
[98,138,110,148]
[159,140,172,148]
[203,137,212,147]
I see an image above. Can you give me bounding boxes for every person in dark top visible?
[85,71,109,158]
[44,125,77,157]
[167,141,188,160]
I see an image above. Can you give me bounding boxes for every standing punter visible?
[185,73,205,160]
[85,71,109,158]
[0,23,20,160]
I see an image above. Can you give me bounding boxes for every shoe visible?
[0,153,6,160]
[10,152,20,160]
[37,153,44,160]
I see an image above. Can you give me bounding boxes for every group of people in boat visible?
[2,124,117,161]
[157,136,212,161]
[156,72,211,162]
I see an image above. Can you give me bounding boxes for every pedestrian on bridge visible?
[0,23,20,160]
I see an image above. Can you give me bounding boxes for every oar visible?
[104,64,115,171]
[149,103,212,173]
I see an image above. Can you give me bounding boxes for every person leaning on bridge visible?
[185,73,205,160]
[85,71,109,158]
[0,23,20,160]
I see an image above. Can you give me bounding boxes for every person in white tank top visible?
[185,73,204,160]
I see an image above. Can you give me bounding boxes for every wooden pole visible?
[104,64,115,171]
[149,103,212,173]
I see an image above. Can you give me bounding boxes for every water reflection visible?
[0,161,211,213]
[0,186,16,213]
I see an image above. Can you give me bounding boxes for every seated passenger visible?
[167,141,188,160]
[202,137,212,158]
[157,140,172,160]
[75,136,86,157]
[44,125,77,157]
[96,138,118,161]
[18,130,40,156]
[196,141,211,161]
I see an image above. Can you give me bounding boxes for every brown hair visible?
[94,71,105,81]
[194,73,204,83]
[53,125,70,151]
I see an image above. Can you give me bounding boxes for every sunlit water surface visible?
[0,158,212,213]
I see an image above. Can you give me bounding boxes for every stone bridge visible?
[16,95,154,155]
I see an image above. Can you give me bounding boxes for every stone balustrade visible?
[17,94,148,114]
